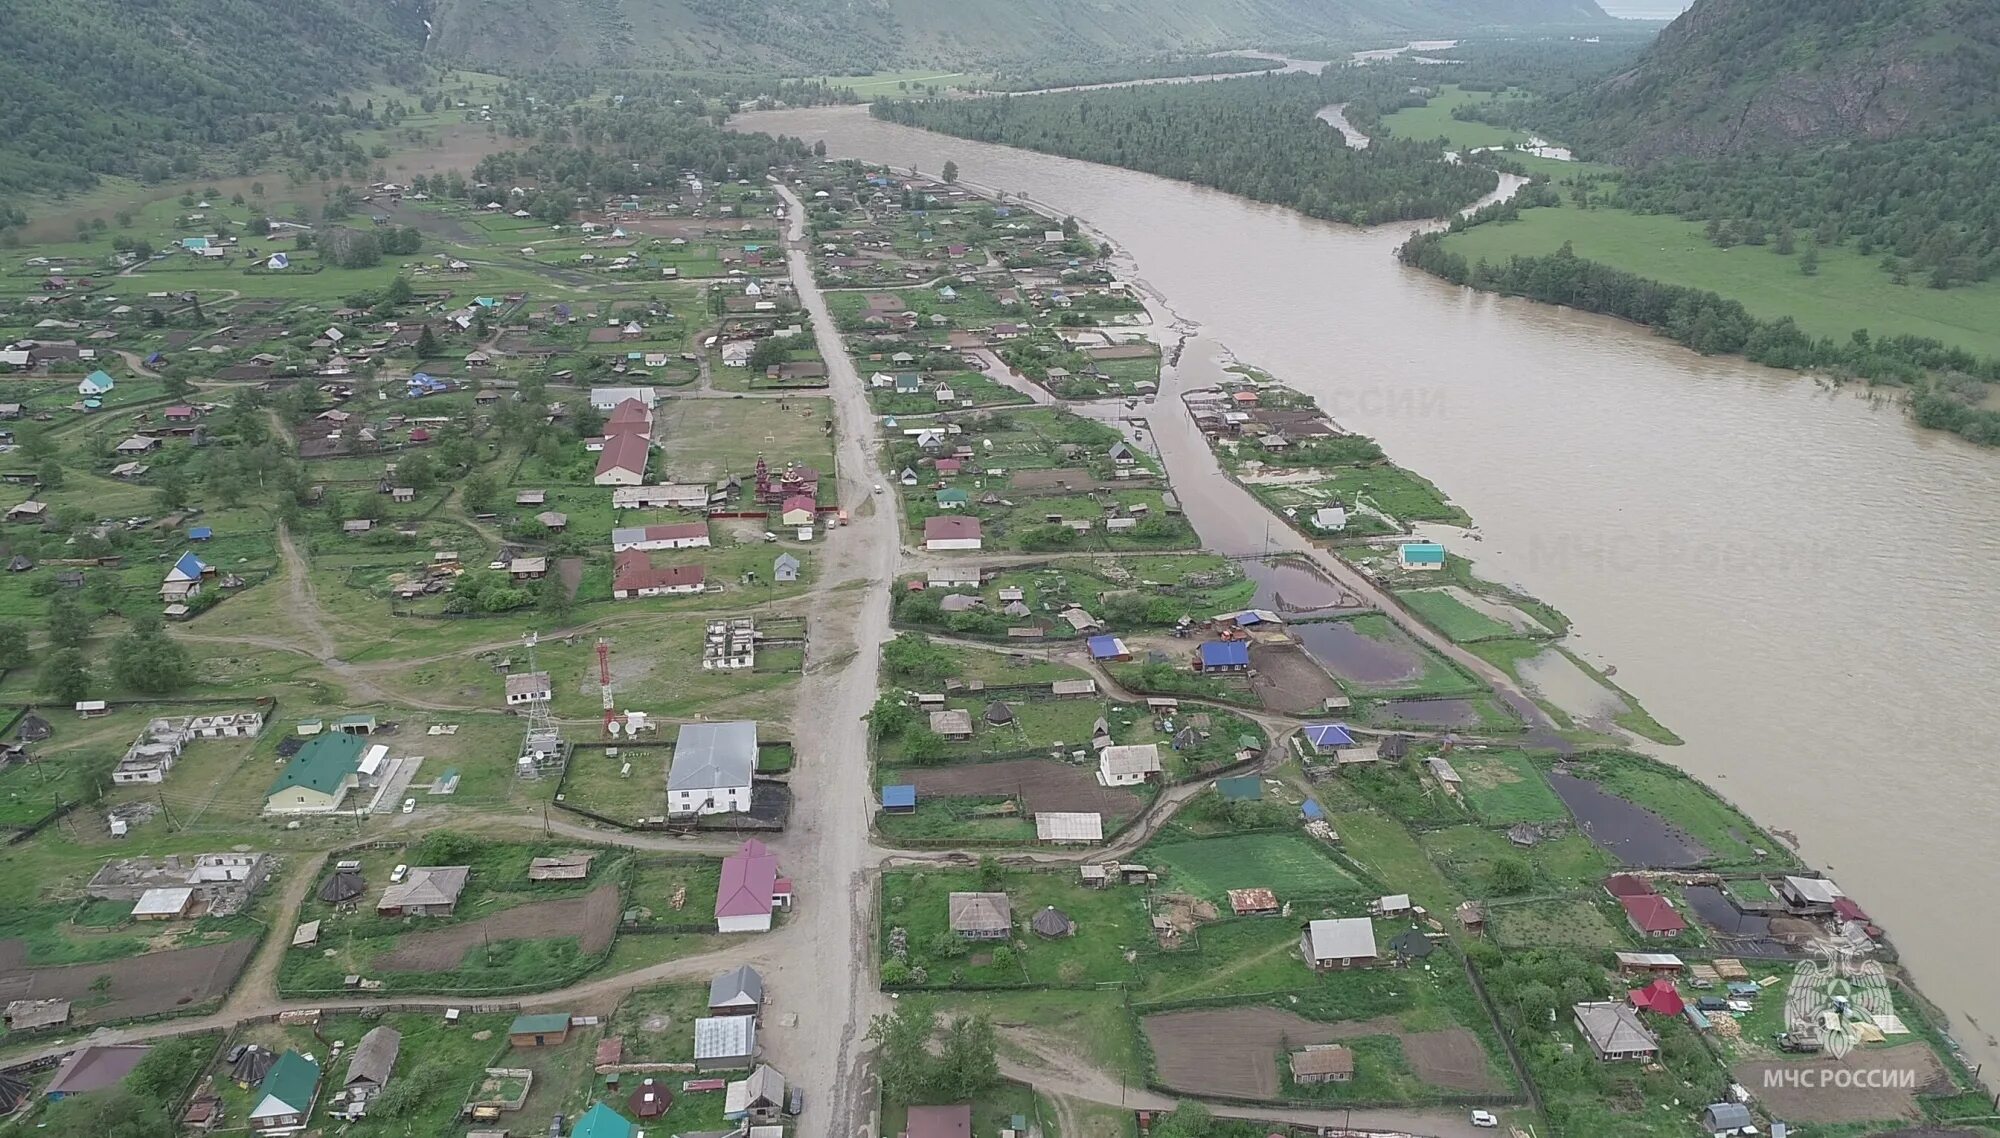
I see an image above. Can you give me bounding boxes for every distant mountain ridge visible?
[1546,0,2000,161]
[419,0,1611,73]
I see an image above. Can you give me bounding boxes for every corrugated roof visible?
[693,1015,756,1059]
[1035,812,1104,842]
[671,721,758,792]
[267,731,364,799]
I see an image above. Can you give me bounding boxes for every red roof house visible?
[923,515,982,551]
[1619,894,1687,938]
[1603,874,1656,899]
[593,431,650,485]
[612,552,705,598]
[905,1104,973,1138]
[716,839,781,932]
[1627,978,1685,1017]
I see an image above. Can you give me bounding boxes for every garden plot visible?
[1142,1007,1502,1100]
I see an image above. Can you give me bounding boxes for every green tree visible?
[1489,855,1534,895]
[110,614,194,694]
[865,1002,937,1102]
[868,693,914,739]
[935,1014,999,1100]
[1799,246,1820,276]
[0,621,27,665]
[461,473,498,513]
[37,457,65,490]
[414,324,440,358]
[539,570,574,622]
[1151,1102,1213,1138]
[941,160,959,184]
[41,647,92,703]
[47,593,92,648]
[40,1088,174,1138]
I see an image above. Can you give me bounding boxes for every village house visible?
[1620,894,1688,939]
[948,891,1013,940]
[593,431,650,485]
[1573,1002,1660,1062]
[376,866,470,916]
[923,515,982,551]
[716,838,790,933]
[1398,542,1447,571]
[725,1064,787,1125]
[527,853,594,882]
[1290,1045,1355,1085]
[263,732,364,814]
[709,964,765,1017]
[929,707,974,741]
[611,521,710,552]
[693,1015,758,1071]
[249,1051,320,1134]
[336,1025,400,1116]
[907,1105,974,1138]
[612,552,705,598]
[1097,743,1162,787]
[670,721,758,816]
[1301,917,1379,971]
[45,1044,152,1100]
[504,671,553,706]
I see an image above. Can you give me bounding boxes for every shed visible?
[318,869,365,903]
[509,1013,572,1047]
[1701,1103,1754,1132]
[881,784,917,813]
[1289,1045,1355,1085]
[343,1025,400,1091]
[1030,906,1075,938]
[708,964,765,1016]
[1035,812,1103,843]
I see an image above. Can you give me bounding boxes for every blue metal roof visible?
[187,526,213,540]
[1302,723,1356,749]
[881,784,916,808]
[1198,640,1250,667]
[171,551,208,579]
[1086,635,1125,659]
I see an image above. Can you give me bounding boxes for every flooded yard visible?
[1294,619,1425,688]
[1370,698,1480,728]
[1547,768,1709,867]
[1243,557,1363,616]
[1518,648,1627,721]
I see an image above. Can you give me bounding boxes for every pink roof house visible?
[716,839,786,933]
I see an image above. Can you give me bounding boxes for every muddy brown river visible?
[743,104,2000,1069]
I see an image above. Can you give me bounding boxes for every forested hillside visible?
[424,0,1610,72]
[0,0,426,198]
[1542,0,2000,161]
[872,72,1500,226]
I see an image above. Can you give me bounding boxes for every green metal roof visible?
[510,1012,571,1035]
[571,1102,635,1138]
[266,732,364,798]
[258,1050,320,1113]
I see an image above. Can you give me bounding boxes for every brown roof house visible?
[376,865,469,916]
[905,1104,973,1138]
[1290,1045,1355,1085]
[947,891,1012,940]
[45,1044,152,1099]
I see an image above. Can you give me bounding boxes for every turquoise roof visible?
[572,1102,634,1138]
[257,1050,319,1114]
[1401,543,1446,564]
[267,732,363,799]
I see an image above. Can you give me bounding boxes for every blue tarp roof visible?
[881,785,916,808]
[1302,723,1356,749]
[1086,635,1125,659]
[187,526,212,540]
[1198,641,1250,668]
[1301,798,1325,820]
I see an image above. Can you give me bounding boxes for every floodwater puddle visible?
[1518,648,1627,721]
[1243,558,1362,616]
[1547,768,1709,867]
[1294,620,1424,687]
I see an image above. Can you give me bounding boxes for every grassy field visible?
[815,70,981,98]
[879,866,1148,988]
[1144,831,1364,904]
[1377,86,1531,151]
[1451,749,1569,824]
[1488,897,1627,949]
[1394,588,1522,643]
[1441,203,2000,358]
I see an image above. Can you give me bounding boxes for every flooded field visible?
[1294,619,1424,688]
[1370,698,1481,728]
[1682,885,1771,937]
[1243,557,1364,616]
[1547,768,1708,867]
[1518,648,1628,721]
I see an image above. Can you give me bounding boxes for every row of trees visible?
[871,69,1501,226]
[1400,230,2000,446]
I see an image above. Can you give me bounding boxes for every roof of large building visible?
[670,721,758,792]
[266,731,364,798]
[1198,640,1250,667]
[1098,743,1162,777]
[1573,1001,1659,1054]
[594,430,650,478]
[922,515,982,541]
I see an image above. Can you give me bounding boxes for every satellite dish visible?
[606,720,623,737]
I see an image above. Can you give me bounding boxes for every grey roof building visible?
[693,1015,757,1070]
[669,721,759,794]
[343,1025,400,1091]
[709,964,765,1014]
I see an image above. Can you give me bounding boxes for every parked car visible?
[401,798,416,814]
[786,1086,804,1116]
[1470,1109,1498,1129]
[390,864,408,883]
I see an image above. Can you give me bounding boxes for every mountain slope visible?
[423,0,1610,73]
[1546,0,2000,161]
[0,0,424,196]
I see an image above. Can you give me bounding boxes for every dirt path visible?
[1000,1029,1494,1137]
[217,850,329,1020]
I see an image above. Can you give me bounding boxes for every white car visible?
[1470,1110,1499,1129]
[401,798,416,814]
[390,864,408,883]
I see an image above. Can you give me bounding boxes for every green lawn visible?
[1144,831,1364,904]
[1488,897,1627,949]
[880,867,1148,988]
[1377,86,1529,151]
[1555,752,1795,870]
[1441,203,2000,358]
[1394,588,1521,643]
[815,69,981,98]
[1451,749,1570,824]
